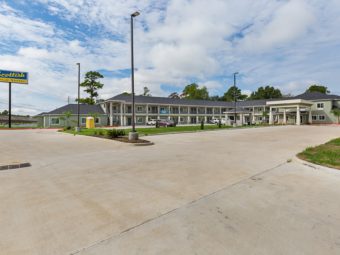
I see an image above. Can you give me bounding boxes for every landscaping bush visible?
[107,129,126,139]
[155,120,160,128]
[63,126,72,131]
[200,120,204,130]
[98,130,104,136]
[218,119,222,128]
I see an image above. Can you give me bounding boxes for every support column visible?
[252,107,256,124]
[308,107,312,124]
[146,104,149,122]
[157,105,160,120]
[109,102,113,126]
[120,103,123,126]
[283,108,287,124]
[296,105,301,125]
[269,107,273,125]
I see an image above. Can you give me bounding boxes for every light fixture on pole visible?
[129,11,140,141]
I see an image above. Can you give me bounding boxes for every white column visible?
[283,108,287,124]
[308,107,312,124]
[296,105,301,125]
[146,104,149,122]
[269,107,273,125]
[120,103,123,126]
[157,105,160,120]
[109,102,113,126]
[252,107,256,124]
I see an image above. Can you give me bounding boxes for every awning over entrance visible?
[266,99,313,125]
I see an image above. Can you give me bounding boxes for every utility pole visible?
[9,82,11,128]
[77,63,80,130]
[233,72,238,126]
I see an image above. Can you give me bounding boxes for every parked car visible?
[158,119,176,127]
[211,118,227,124]
[209,118,226,125]
[146,119,157,125]
[209,118,220,124]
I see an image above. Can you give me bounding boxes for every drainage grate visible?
[0,163,31,171]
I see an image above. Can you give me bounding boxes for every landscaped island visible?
[297,138,340,170]
[63,124,234,138]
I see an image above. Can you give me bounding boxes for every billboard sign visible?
[0,70,28,84]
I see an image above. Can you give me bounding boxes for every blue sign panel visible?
[0,70,28,84]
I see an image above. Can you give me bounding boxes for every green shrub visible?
[98,130,104,136]
[155,120,160,128]
[200,120,204,130]
[107,129,126,139]
[218,119,222,128]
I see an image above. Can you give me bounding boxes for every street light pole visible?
[233,72,238,126]
[8,82,11,128]
[77,63,80,130]
[129,11,140,140]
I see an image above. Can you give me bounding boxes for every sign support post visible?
[9,82,11,128]
[0,70,29,128]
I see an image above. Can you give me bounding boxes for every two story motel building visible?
[101,91,340,126]
[37,91,340,128]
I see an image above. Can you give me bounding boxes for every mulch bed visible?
[114,137,152,144]
[90,135,153,145]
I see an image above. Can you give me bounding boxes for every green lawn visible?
[63,124,240,137]
[297,138,340,170]
[136,124,233,135]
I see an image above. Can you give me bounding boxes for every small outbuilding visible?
[35,104,108,128]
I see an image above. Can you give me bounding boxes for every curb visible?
[0,162,31,171]
[293,156,339,172]
[133,142,154,146]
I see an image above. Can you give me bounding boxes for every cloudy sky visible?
[1,0,340,115]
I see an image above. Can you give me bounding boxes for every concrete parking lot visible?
[0,126,340,255]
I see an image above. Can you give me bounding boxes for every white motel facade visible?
[37,91,340,128]
[101,91,340,126]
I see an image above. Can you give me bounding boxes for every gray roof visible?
[39,104,105,115]
[107,93,235,107]
[107,93,285,108]
[292,92,340,100]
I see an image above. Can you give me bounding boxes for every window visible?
[318,115,325,121]
[312,115,317,121]
[81,117,86,124]
[51,117,60,125]
[137,106,143,112]
[160,107,168,114]
[95,117,100,124]
[136,117,144,123]
[317,103,324,109]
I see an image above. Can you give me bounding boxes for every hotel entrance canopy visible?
[266,99,313,125]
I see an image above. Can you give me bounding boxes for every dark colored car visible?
[157,119,176,127]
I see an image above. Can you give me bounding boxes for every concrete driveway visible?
[0,126,340,255]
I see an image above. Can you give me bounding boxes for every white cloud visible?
[1,0,340,115]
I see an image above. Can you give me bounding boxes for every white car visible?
[210,118,226,125]
[146,119,157,125]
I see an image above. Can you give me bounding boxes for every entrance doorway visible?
[127,117,132,126]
